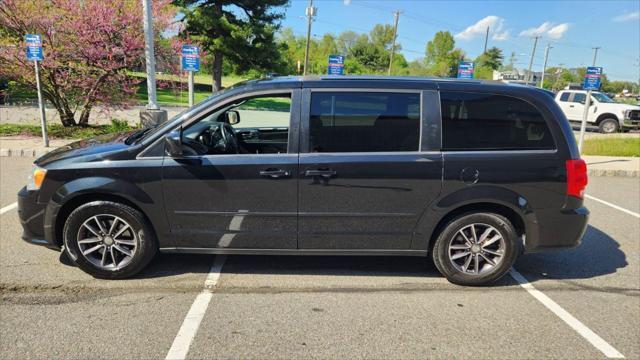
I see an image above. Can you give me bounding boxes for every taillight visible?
[566,159,588,199]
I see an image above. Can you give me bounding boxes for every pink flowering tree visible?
[0,0,177,126]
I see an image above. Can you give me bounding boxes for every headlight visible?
[27,166,47,191]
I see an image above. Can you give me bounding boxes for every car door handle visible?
[259,169,290,178]
[304,169,337,177]
[569,105,575,108]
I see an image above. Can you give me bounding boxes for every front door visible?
[162,90,300,249]
[297,90,443,250]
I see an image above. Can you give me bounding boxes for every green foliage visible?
[424,31,465,77]
[173,0,290,90]
[582,138,640,157]
[0,120,138,139]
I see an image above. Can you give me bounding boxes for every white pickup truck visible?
[555,90,640,133]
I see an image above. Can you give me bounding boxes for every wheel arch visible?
[595,113,619,125]
[425,202,527,253]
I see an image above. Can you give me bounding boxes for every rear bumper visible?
[523,206,589,253]
[17,186,59,250]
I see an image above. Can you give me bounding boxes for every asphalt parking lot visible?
[0,156,638,359]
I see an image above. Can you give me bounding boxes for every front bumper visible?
[623,110,640,128]
[17,186,59,250]
[523,206,589,253]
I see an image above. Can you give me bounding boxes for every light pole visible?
[140,0,167,127]
[540,44,553,89]
[578,47,601,152]
[527,36,540,85]
[388,10,401,76]
[303,0,316,76]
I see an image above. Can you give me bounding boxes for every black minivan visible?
[18,76,589,285]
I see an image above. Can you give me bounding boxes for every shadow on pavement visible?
[515,225,627,282]
[220,255,441,278]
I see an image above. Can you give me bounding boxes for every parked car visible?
[18,76,589,286]
[555,89,640,133]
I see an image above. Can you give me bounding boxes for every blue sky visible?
[280,0,640,82]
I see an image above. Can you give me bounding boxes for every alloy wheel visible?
[448,223,505,275]
[76,214,138,270]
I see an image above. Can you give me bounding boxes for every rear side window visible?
[440,92,555,151]
[559,92,570,102]
[572,93,586,103]
[309,92,420,152]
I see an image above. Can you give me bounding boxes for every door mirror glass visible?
[226,110,240,125]
[164,129,183,157]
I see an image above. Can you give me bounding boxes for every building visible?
[492,69,541,86]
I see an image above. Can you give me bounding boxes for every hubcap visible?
[448,223,505,276]
[603,122,616,133]
[76,214,138,271]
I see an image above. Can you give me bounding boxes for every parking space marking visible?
[165,255,227,360]
[0,202,17,215]
[509,269,625,359]
[585,194,640,218]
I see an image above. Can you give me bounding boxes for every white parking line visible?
[585,194,640,218]
[509,269,625,359]
[165,255,227,360]
[0,202,17,215]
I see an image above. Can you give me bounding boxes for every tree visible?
[0,0,175,126]
[475,47,503,70]
[174,0,289,92]
[424,31,464,77]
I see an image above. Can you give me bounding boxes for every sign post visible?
[578,66,603,152]
[327,55,345,75]
[26,34,48,147]
[457,61,474,79]
[181,45,200,107]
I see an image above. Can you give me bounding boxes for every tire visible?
[63,201,157,279]
[598,118,619,134]
[432,213,519,286]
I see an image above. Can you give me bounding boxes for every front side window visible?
[309,92,420,153]
[572,93,586,104]
[440,92,555,151]
[181,94,291,155]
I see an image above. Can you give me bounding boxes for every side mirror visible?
[226,110,240,125]
[164,129,183,157]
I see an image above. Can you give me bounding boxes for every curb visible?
[1,148,638,178]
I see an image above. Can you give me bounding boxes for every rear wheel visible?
[63,201,157,279]
[598,118,619,134]
[432,213,519,286]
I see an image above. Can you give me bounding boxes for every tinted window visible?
[309,92,420,152]
[572,93,586,103]
[441,92,555,151]
[559,92,570,102]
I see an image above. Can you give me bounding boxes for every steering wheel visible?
[207,123,239,154]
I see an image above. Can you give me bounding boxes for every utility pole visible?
[540,44,553,89]
[303,0,316,76]
[527,36,540,85]
[483,26,490,54]
[140,0,167,127]
[388,10,401,76]
[578,46,601,152]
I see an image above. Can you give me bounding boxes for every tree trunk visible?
[58,105,76,127]
[212,49,223,93]
[78,104,92,125]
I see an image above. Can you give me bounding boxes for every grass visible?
[0,119,137,139]
[582,137,640,157]
[127,71,245,87]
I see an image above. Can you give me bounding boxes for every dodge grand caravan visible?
[18,76,589,286]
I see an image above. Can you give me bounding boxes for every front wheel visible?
[432,213,519,286]
[63,201,157,279]
[598,118,619,134]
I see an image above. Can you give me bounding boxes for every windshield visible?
[592,92,615,103]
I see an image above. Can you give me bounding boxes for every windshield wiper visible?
[124,128,153,145]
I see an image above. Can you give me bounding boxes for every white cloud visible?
[519,22,570,39]
[547,23,569,39]
[455,16,509,41]
[613,11,640,22]
[343,0,352,5]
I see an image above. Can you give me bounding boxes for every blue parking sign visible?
[328,55,344,75]
[181,45,200,72]
[457,61,474,79]
[583,67,603,91]
[25,34,43,61]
